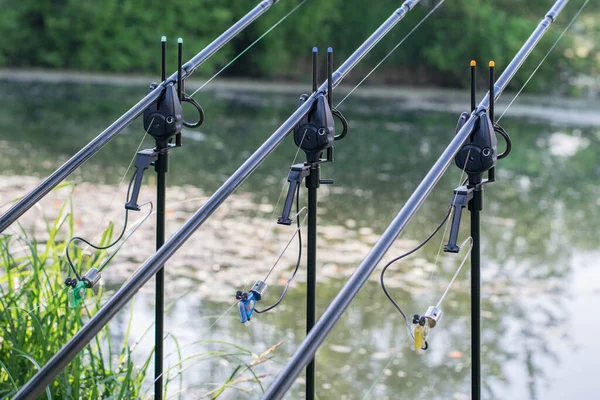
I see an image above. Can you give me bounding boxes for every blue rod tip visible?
[312,47,318,52]
[161,36,167,42]
[178,38,183,44]
[328,47,333,53]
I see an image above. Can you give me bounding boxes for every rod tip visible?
[470,60,476,67]
[489,61,495,67]
[312,47,318,53]
[178,38,183,44]
[161,36,167,42]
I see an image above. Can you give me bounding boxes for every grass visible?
[0,183,280,399]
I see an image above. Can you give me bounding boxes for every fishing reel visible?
[412,306,442,350]
[236,281,268,324]
[143,37,204,149]
[293,47,348,163]
[64,268,101,309]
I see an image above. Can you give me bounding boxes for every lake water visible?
[1,77,599,399]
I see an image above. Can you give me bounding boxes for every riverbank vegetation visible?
[0,186,278,399]
[0,0,596,92]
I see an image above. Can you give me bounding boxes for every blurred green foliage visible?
[0,0,596,90]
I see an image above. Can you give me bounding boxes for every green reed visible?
[0,185,278,399]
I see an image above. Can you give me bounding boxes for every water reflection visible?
[1,79,599,399]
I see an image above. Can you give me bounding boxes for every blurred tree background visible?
[0,0,596,92]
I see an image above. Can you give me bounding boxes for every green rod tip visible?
[161,36,167,42]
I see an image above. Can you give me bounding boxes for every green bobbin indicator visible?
[68,281,87,309]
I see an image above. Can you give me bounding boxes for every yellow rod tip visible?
[489,61,495,67]
[470,60,476,66]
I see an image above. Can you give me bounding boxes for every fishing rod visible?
[0,0,281,235]
[13,1,428,398]
[262,1,572,399]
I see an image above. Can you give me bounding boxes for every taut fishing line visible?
[362,333,411,400]
[189,0,308,98]
[255,206,307,313]
[497,0,590,123]
[336,0,447,108]
[436,237,473,308]
[13,287,69,324]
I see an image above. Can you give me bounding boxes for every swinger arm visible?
[125,149,159,211]
[443,185,473,253]
[277,163,310,225]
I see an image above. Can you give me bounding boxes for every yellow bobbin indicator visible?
[414,325,425,350]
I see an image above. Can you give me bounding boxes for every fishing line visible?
[97,202,153,273]
[436,237,472,308]
[381,150,471,338]
[363,239,472,399]
[336,0,446,107]
[262,207,307,283]
[497,0,590,123]
[255,206,307,313]
[189,0,308,98]
[13,287,69,324]
[235,127,308,297]
[380,206,452,339]
[248,128,309,275]
[144,302,239,392]
[362,332,411,400]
